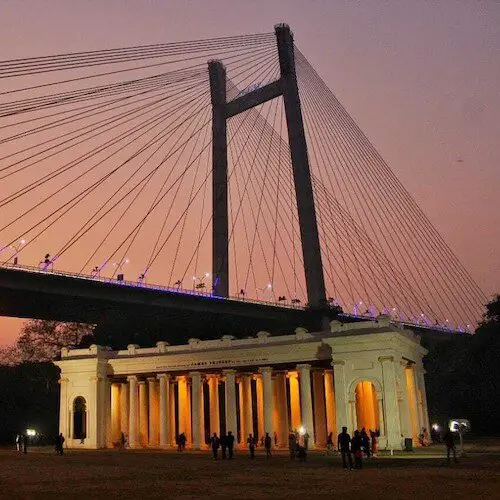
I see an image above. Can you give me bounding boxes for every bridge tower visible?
[209,24,327,315]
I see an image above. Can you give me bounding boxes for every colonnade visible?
[109,364,338,449]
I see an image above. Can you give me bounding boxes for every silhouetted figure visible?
[326,432,334,455]
[351,430,363,469]
[247,434,256,458]
[303,431,310,451]
[288,430,297,460]
[443,429,458,464]
[226,431,235,459]
[338,426,353,469]
[120,432,126,450]
[220,433,227,459]
[370,429,379,456]
[15,434,21,452]
[22,433,28,454]
[274,432,278,447]
[264,432,272,458]
[210,433,220,459]
[360,428,370,458]
[177,432,187,451]
[55,433,65,455]
[297,444,307,462]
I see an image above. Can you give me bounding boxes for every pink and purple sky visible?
[0,1,498,345]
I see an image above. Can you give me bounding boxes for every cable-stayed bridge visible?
[0,24,486,343]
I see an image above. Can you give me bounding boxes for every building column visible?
[297,364,315,448]
[349,397,357,431]
[120,382,129,437]
[324,369,336,440]
[288,371,301,432]
[58,377,69,439]
[416,366,430,433]
[127,376,138,448]
[169,380,176,445]
[223,370,237,437]
[239,374,253,442]
[259,367,274,440]
[332,360,348,436]
[177,376,189,444]
[138,381,148,446]
[379,356,402,449]
[312,370,327,448]
[377,394,387,448]
[207,375,220,437]
[190,372,204,450]
[148,377,159,447]
[255,375,264,440]
[398,361,411,443]
[238,378,245,444]
[157,374,170,447]
[274,372,288,447]
[110,383,121,444]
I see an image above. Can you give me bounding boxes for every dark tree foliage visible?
[424,295,500,435]
[0,362,60,444]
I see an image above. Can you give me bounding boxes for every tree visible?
[6,320,95,363]
[425,295,500,435]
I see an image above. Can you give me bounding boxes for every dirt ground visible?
[0,447,499,499]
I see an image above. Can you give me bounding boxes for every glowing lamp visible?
[298,426,306,436]
[26,429,36,436]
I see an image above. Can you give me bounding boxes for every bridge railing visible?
[0,262,306,310]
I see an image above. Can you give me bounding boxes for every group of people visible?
[288,429,310,461]
[337,427,379,470]
[15,433,28,454]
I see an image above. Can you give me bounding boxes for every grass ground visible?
[0,446,498,499]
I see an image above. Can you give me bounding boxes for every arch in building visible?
[348,377,382,432]
[73,396,87,440]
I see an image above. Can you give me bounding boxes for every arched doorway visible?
[355,381,379,432]
[73,396,87,440]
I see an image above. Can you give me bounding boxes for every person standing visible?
[120,432,126,450]
[360,428,370,458]
[220,433,227,459]
[443,429,458,464]
[247,434,256,459]
[22,433,28,454]
[226,431,235,459]
[15,434,21,452]
[337,427,353,470]
[264,432,272,458]
[351,430,363,469]
[370,430,378,457]
[326,432,334,455]
[210,433,220,460]
[288,430,297,460]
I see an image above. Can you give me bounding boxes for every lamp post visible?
[10,239,25,265]
[113,258,129,281]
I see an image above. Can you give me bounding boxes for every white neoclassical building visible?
[54,316,430,451]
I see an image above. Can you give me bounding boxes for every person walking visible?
[443,429,458,464]
[337,426,353,470]
[210,433,220,460]
[247,434,256,459]
[288,430,297,460]
[226,431,235,459]
[351,430,363,469]
[264,432,272,458]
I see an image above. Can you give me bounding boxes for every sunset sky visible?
[0,1,498,345]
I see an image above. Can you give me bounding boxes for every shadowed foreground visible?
[0,449,498,499]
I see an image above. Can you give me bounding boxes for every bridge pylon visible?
[209,24,327,319]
